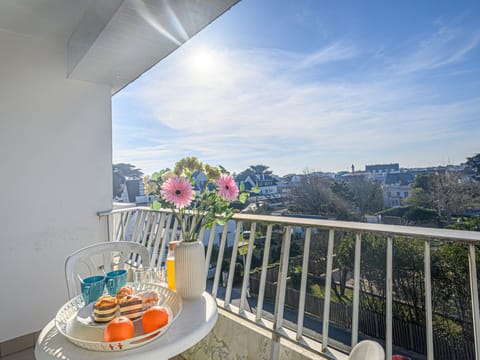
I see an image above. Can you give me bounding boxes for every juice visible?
[167,258,175,291]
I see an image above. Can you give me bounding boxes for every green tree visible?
[237,164,273,181]
[348,180,384,214]
[466,153,480,176]
[288,173,358,220]
[432,217,480,339]
[336,232,425,322]
[113,163,143,179]
[404,172,479,223]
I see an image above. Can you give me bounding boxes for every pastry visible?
[137,290,159,309]
[119,295,143,320]
[93,295,118,323]
[116,285,134,300]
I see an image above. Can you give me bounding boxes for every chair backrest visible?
[348,340,385,360]
[65,241,150,298]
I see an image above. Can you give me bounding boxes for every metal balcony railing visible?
[98,207,480,360]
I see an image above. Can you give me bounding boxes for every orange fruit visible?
[104,316,134,342]
[142,306,169,333]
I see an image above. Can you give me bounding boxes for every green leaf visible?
[251,185,261,194]
[151,201,162,210]
[239,193,249,203]
[239,182,245,192]
[216,218,227,226]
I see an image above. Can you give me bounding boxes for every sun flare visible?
[190,48,216,73]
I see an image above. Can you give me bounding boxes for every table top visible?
[35,292,217,360]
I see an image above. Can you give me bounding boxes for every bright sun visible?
[191,48,215,73]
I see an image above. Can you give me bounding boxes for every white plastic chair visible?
[65,241,150,298]
[349,340,385,360]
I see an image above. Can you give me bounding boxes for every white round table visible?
[35,292,217,360]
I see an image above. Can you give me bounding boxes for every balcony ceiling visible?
[0,0,239,94]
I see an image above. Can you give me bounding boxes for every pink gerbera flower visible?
[217,174,239,201]
[160,176,194,208]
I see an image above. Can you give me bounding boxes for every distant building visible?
[365,163,400,174]
[382,172,416,208]
[340,171,373,183]
[236,174,279,199]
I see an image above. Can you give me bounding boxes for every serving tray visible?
[55,283,182,351]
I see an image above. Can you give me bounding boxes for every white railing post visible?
[322,229,335,352]
[256,224,273,322]
[297,227,312,340]
[240,222,256,313]
[204,222,217,275]
[351,233,361,348]
[469,244,480,360]
[212,224,229,298]
[271,225,292,360]
[424,239,434,360]
[386,236,393,359]
[225,221,243,306]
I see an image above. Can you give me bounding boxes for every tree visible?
[237,164,273,180]
[404,172,480,223]
[336,233,426,322]
[113,163,143,179]
[429,217,480,339]
[466,153,480,176]
[288,173,358,220]
[347,180,384,214]
[377,206,439,225]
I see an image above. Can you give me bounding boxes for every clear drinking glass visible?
[150,266,167,286]
[134,267,150,290]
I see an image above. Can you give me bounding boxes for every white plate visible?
[75,292,166,327]
[55,283,182,351]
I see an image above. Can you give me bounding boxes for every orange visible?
[104,316,134,342]
[142,306,169,333]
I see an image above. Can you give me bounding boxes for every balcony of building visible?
[1,2,479,360]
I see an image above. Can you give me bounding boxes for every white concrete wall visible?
[0,30,112,341]
[183,309,349,360]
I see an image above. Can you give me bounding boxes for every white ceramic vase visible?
[174,240,206,299]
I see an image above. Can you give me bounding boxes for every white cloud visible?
[390,25,480,74]
[114,35,480,175]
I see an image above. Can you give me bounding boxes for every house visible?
[383,172,416,208]
[365,163,400,182]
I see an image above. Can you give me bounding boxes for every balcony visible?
[1,2,479,359]
[94,207,480,360]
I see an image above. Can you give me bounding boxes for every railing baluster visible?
[240,222,257,313]
[469,244,480,360]
[256,224,273,322]
[157,213,173,266]
[297,227,312,340]
[149,212,165,267]
[225,221,243,306]
[271,226,292,360]
[131,210,144,243]
[424,239,434,360]
[114,212,123,241]
[273,226,292,330]
[322,229,335,351]
[351,233,362,348]
[171,217,179,242]
[212,224,229,298]
[122,210,133,241]
[386,236,393,359]
[139,211,153,248]
[204,222,216,275]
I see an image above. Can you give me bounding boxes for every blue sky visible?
[113,0,480,176]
